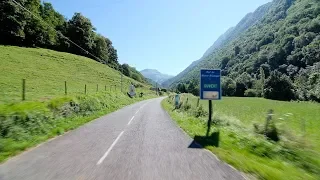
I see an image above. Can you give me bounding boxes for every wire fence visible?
[2,78,139,103]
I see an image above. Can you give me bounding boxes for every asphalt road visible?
[0,97,245,180]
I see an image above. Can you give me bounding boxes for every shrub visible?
[194,105,207,117]
[182,102,191,111]
[222,77,236,96]
[244,89,260,97]
[264,71,296,101]
[253,109,280,142]
[161,89,167,92]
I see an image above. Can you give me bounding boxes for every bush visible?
[222,77,236,96]
[264,71,296,101]
[194,105,207,117]
[244,89,260,97]
[160,89,167,92]
[182,102,191,111]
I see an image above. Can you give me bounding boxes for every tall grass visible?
[0,91,155,163]
[162,94,320,180]
[0,46,157,162]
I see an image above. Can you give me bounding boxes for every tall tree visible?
[93,34,108,63]
[260,67,265,95]
[67,13,95,57]
[264,71,296,101]
[0,0,27,45]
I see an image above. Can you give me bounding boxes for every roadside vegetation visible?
[162,94,320,180]
[0,91,155,163]
[0,46,157,163]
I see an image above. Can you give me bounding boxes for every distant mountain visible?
[140,69,173,85]
[145,78,161,87]
[164,1,272,88]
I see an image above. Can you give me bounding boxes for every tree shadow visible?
[188,131,220,148]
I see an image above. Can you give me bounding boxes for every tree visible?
[121,64,131,77]
[131,73,141,82]
[105,38,119,68]
[0,0,27,45]
[222,77,236,96]
[234,46,240,56]
[221,56,230,69]
[187,81,199,96]
[264,71,296,101]
[93,34,108,63]
[39,2,65,48]
[177,83,187,93]
[23,0,48,47]
[67,13,95,57]
[260,67,266,95]
[235,72,253,96]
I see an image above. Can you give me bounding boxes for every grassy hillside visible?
[0,46,151,104]
[0,46,157,162]
[162,94,320,179]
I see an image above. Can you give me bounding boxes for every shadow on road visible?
[188,131,220,148]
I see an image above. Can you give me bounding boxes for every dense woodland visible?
[172,0,320,102]
[0,0,147,84]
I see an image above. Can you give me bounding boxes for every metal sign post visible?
[200,69,221,137]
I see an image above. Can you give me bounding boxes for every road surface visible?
[0,97,244,180]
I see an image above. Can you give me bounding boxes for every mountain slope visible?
[0,46,152,103]
[140,69,173,85]
[168,0,320,101]
[164,1,272,88]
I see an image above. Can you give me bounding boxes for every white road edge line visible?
[127,116,135,125]
[97,131,124,165]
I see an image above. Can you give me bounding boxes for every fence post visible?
[22,79,26,101]
[105,85,106,91]
[85,84,87,94]
[197,98,200,107]
[96,84,99,92]
[65,81,67,95]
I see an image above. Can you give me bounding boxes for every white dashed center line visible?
[97,131,124,165]
[127,116,135,125]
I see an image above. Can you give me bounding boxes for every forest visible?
[173,0,320,102]
[0,0,147,84]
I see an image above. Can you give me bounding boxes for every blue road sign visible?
[200,69,221,100]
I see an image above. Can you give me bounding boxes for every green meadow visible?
[0,46,156,162]
[0,46,151,104]
[162,94,320,180]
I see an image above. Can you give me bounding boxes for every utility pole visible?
[120,66,123,93]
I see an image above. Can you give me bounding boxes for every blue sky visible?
[46,0,271,76]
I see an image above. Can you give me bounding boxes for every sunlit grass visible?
[0,45,151,103]
[0,45,157,162]
[162,94,320,180]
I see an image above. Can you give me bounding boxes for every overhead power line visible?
[11,0,103,63]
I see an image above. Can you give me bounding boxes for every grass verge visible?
[161,94,320,180]
[0,91,156,163]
